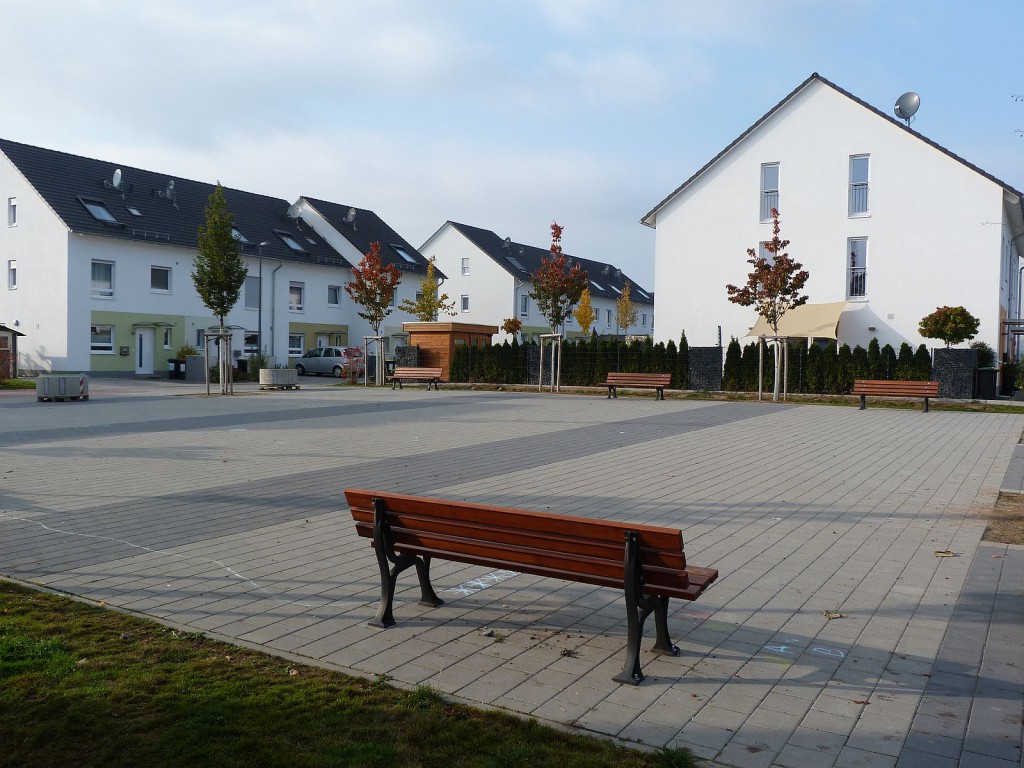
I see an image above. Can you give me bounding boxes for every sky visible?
[3,0,1023,289]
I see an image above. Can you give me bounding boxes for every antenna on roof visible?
[894,92,920,127]
[615,269,621,279]
[601,265,610,276]
[104,168,125,197]
[344,207,357,226]
[503,236,512,249]
[156,179,178,209]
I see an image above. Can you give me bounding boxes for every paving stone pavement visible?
[1,380,1022,767]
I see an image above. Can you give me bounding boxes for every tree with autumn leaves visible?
[345,241,402,335]
[615,281,638,337]
[530,222,588,332]
[399,257,456,321]
[726,209,809,401]
[573,288,596,336]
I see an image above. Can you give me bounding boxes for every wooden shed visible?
[0,324,25,379]
[402,322,498,381]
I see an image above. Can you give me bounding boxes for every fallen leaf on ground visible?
[934,550,957,557]
[822,610,845,620]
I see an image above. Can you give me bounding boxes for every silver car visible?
[293,346,365,378]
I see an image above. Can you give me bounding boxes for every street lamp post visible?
[255,241,270,367]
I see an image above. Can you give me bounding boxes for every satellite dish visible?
[894,92,920,125]
[166,180,175,197]
[503,236,512,249]
[286,202,301,219]
[112,169,122,189]
[344,207,356,224]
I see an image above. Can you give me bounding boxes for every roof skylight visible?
[276,231,306,252]
[590,280,605,291]
[231,227,249,243]
[506,257,527,272]
[79,198,119,224]
[392,245,417,263]
[125,205,143,217]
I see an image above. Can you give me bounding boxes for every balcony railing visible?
[760,191,778,221]
[849,183,869,215]
[848,267,867,298]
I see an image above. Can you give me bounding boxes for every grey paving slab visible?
[1,383,1023,767]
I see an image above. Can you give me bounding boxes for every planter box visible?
[259,368,299,390]
[36,374,89,402]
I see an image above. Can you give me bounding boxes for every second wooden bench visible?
[345,488,718,684]
[602,372,672,400]
[852,379,940,412]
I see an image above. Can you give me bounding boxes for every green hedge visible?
[721,338,932,394]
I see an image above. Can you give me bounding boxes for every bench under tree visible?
[602,372,672,400]
[345,488,719,684]
[852,379,940,412]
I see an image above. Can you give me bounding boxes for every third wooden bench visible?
[391,367,442,391]
[603,372,672,400]
[345,488,718,684]
[852,379,940,412]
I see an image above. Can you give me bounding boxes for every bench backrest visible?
[393,367,442,377]
[605,372,672,386]
[345,488,699,599]
[852,379,939,396]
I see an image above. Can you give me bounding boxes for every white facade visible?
[421,221,654,343]
[644,75,1024,358]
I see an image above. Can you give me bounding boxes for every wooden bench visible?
[391,367,442,390]
[345,488,718,684]
[603,372,672,400]
[852,379,940,412]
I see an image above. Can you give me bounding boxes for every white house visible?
[642,73,1024,360]
[0,138,435,375]
[420,220,655,343]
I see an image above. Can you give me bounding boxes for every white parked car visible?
[293,347,365,378]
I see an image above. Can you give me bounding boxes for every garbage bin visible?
[974,368,997,400]
[1000,363,1017,397]
[167,359,185,380]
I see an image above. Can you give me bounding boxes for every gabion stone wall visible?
[689,346,723,391]
[393,345,418,367]
[932,347,975,399]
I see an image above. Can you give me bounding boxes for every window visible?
[606,309,612,326]
[7,260,15,290]
[849,155,869,215]
[288,334,304,357]
[461,295,470,312]
[758,241,776,266]
[91,260,114,298]
[641,313,646,327]
[461,257,470,276]
[289,282,304,312]
[276,231,305,252]
[520,294,529,318]
[392,245,417,264]
[231,227,249,243]
[244,276,260,309]
[125,205,142,217]
[847,238,867,298]
[6,197,15,226]
[90,325,114,353]
[80,198,120,224]
[163,328,173,349]
[243,333,258,355]
[760,162,779,221]
[590,280,604,292]
[150,266,171,292]
[328,285,341,306]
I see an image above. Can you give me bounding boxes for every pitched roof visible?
[0,137,352,269]
[444,221,654,304]
[641,73,1024,227]
[300,197,440,278]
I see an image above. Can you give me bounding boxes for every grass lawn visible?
[0,378,34,389]
[0,581,697,768]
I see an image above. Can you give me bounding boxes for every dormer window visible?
[276,231,306,252]
[392,244,417,264]
[79,197,120,225]
[231,227,249,243]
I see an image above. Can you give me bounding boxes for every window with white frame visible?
[327,285,341,306]
[520,294,529,318]
[150,266,171,293]
[760,162,779,221]
[243,332,258,355]
[163,328,173,349]
[6,197,15,227]
[195,329,205,348]
[244,276,260,309]
[640,313,646,327]
[606,309,612,326]
[849,155,869,216]
[90,325,114,353]
[758,241,776,266]
[288,334,304,356]
[91,260,114,298]
[461,295,469,312]
[847,237,868,299]
[461,257,470,276]
[289,282,304,312]
[7,260,15,290]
